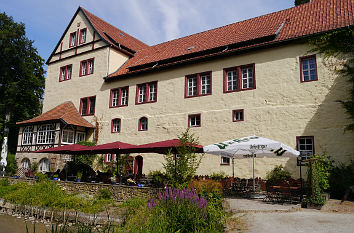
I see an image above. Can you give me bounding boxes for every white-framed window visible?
[37,124,55,144]
[110,87,129,107]
[136,82,157,104]
[300,55,317,82]
[59,65,72,81]
[21,158,31,171]
[297,136,314,160]
[226,69,238,91]
[186,72,211,97]
[62,129,74,144]
[39,158,49,172]
[233,109,244,122]
[22,126,33,145]
[76,132,85,143]
[221,156,230,165]
[139,117,148,131]
[188,114,201,127]
[69,32,76,47]
[112,118,121,133]
[241,66,254,89]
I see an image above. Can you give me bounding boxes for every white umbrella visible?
[203,136,300,192]
[0,137,8,176]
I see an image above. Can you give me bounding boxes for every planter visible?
[76,179,81,182]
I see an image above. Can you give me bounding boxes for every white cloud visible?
[154,0,181,41]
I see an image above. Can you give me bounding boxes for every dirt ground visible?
[224,198,354,233]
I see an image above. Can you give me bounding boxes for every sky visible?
[1,0,295,69]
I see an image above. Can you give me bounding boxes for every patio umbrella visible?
[35,144,90,154]
[203,136,300,192]
[0,137,8,176]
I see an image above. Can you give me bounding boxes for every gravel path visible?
[225,198,354,233]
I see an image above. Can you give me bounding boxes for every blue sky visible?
[2,0,295,68]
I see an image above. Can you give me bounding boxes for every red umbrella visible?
[81,141,138,154]
[35,144,90,154]
[135,139,203,154]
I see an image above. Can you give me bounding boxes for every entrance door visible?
[134,156,143,178]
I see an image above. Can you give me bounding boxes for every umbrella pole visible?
[252,153,255,192]
[232,158,234,178]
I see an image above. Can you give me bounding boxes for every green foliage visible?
[188,179,223,194]
[5,153,17,176]
[295,0,310,6]
[329,160,354,199]
[75,141,96,167]
[266,165,291,181]
[163,129,204,188]
[30,161,38,173]
[306,155,333,205]
[148,170,166,187]
[36,172,48,182]
[0,12,45,153]
[210,171,227,181]
[97,188,112,200]
[76,171,83,180]
[309,27,354,131]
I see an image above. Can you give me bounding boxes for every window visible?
[136,81,157,104]
[188,114,201,127]
[105,154,115,163]
[79,28,87,44]
[39,158,49,172]
[22,126,33,145]
[138,117,148,131]
[80,96,96,116]
[76,132,85,143]
[223,64,255,93]
[110,87,129,107]
[21,158,31,172]
[37,124,55,144]
[112,118,121,133]
[185,72,212,97]
[233,109,244,122]
[62,129,74,144]
[59,65,72,82]
[80,58,94,76]
[300,55,317,82]
[221,156,230,165]
[69,32,76,48]
[297,136,314,160]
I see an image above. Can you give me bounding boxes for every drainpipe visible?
[107,45,111,77]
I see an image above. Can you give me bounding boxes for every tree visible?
[0,12,45,153]
[75,141,96,166]
[163,129,204,188]
[309,27,354,131]
[295,0,310,6]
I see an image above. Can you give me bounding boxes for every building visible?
[16,0,354,178]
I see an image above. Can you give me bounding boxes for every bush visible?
[188,179,223,194]
[36,173,48,182]
[329,160,354,200]
[266,165,291,181]
[148,170,166,187]
[97,188,112,200]
[5,153,17,176]
[210,171,227,181]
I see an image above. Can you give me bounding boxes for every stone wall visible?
[1,177,159,202]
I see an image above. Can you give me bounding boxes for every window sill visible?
[185,93,211,99]
[220,163,230,166]
[109,104,128,108]
[135,100,157,105]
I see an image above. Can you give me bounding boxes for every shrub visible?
[148,170,166,187]
[266,165,291,181]
[36,173,48,182]
[329,160,354,200]
[97,188,112,200]
[188,179,222,194]
[210,171,227,181]
[5,153,17,176]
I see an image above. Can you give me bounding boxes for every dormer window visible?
[69,32,76,48]
[80,28,87,44]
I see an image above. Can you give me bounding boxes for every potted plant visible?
[53,174,59,181]
[76,171,83,182]
[30,162,38,178]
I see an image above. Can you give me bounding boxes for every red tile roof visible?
[106,0,353,79]
[81,7,148,53]
[17,102,95,128]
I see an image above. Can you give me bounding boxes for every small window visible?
[112,118,121,133]
[76,132,85,143]
[59,65,72,82]
[233,109,244,122]
[297,136,314,160]
[80,96,96,116]
[80,58,94,76]
[22,126,33,145]
[39,158,50,172]
[110,87,129,107]
[185,72,212,98]
[62,129,74,144]
[139,117,148,131]
[188,114,201,127]
[69,32,76,48]
[80,28,87,44]
[223,64,255,93]
[136,82,157,104]
[105,154,114,163]
[300,55,317,82]
[21,158,31,172]
[221,156,230,165]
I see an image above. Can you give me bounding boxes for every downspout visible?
[107,45,111,77]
